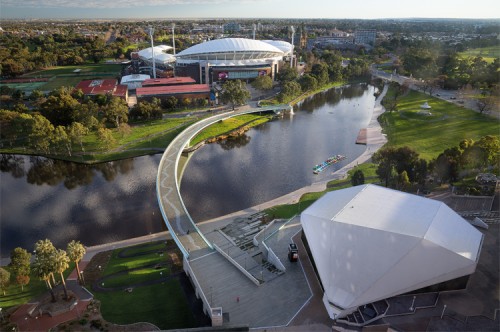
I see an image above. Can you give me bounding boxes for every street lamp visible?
[409,295,416,311]
[80,271,85,286]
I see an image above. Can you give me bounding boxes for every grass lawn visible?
[379,89,499,160]
[189,114,272,146]
[95,280,196,330]
[0,262,75,309]
[0,116,194,164]
[458,45,500,63]
[24,64,122,77]
[19,64,122,91]
[266,163,380,219]
[92,241,196,330]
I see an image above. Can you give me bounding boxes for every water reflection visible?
[0,154,165,257]
[180,84,375,222]
[0,83,376,257]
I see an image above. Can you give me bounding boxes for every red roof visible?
[75,79,118,95]
[75,79,128,98]
[113,85,128,98]
[142,77,196,87]
[136,84,210,97]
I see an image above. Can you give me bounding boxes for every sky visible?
[1,0,499,20]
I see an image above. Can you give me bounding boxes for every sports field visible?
[0,63,122,93]
[458,45,500,63]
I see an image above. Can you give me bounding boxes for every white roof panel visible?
[176,38,284,57]
[301,184,483,318]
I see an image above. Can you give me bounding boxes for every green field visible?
[0,262,75,309]
[1,64,124,92]
[458,45,500,63]
[24,64,122,77]
[189,114,272,146]
[93,241,197,330]
[379,90,499,160]
[266,163,380,219]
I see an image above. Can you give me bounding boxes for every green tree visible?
[278,81,302,103]
[53,249,70,300]
[101,96,129,128]
[220,80,250,110]
[67,240,86,285]
[9,247,31,290]
[398,170,410,190]
[40,87,80,126]
[0,267,10,295]
[33,239,57,302]
[298,74,318,92]
[52,126,72,156]
[97,128,116,147]
[252,75,273,91]
[68,122,89,152]
[351,169,365,186]
[29,114,55,154]
[276,65,298,83]
[310,63,329,85]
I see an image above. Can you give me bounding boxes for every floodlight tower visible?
[290,26,295,67]
[148,26,156,78]
[172,23,176,55]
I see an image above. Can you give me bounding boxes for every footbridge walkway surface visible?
[156,104,291,258]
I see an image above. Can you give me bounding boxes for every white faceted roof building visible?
[138,45,176,65]
[301,184,483,319]
[175,38,284,65]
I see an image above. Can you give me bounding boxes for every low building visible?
[74,79,128,101]
[141,77,196,87]
[301,184,483,320]
[136,84,210,103]
[120,74,151,90]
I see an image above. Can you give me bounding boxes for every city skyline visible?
[1,0,499,20]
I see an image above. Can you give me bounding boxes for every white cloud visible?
[1,0,237,8]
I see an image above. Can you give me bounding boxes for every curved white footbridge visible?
[156,105,316,328]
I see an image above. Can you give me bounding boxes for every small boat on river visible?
[313,154,346,174]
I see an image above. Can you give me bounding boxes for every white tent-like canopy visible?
[138,45,175,65]
[301,184,483,319]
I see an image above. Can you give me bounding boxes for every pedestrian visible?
[236,296,239,303]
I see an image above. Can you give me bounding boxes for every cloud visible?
[1,0,239,8]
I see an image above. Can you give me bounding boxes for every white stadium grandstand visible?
[137,45,176,67]
[301,184,483,320]
[174,38,288,83]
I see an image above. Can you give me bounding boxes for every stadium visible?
[174,38,292,84]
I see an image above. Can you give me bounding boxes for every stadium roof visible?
[261,40,294,55]
[301,184,483,319]
[175,38,285,64]
[138,45,176,65]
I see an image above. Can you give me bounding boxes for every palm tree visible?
[32,255,56,302]
[52,249,70,300]
[67,240,86,285]
[34,239,57,286]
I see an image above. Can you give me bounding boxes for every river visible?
[0,83,376,257]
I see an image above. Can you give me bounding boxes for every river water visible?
[0,84,376,257]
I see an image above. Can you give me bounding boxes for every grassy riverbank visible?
[189,113,273,147]
[379,89,499,160]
